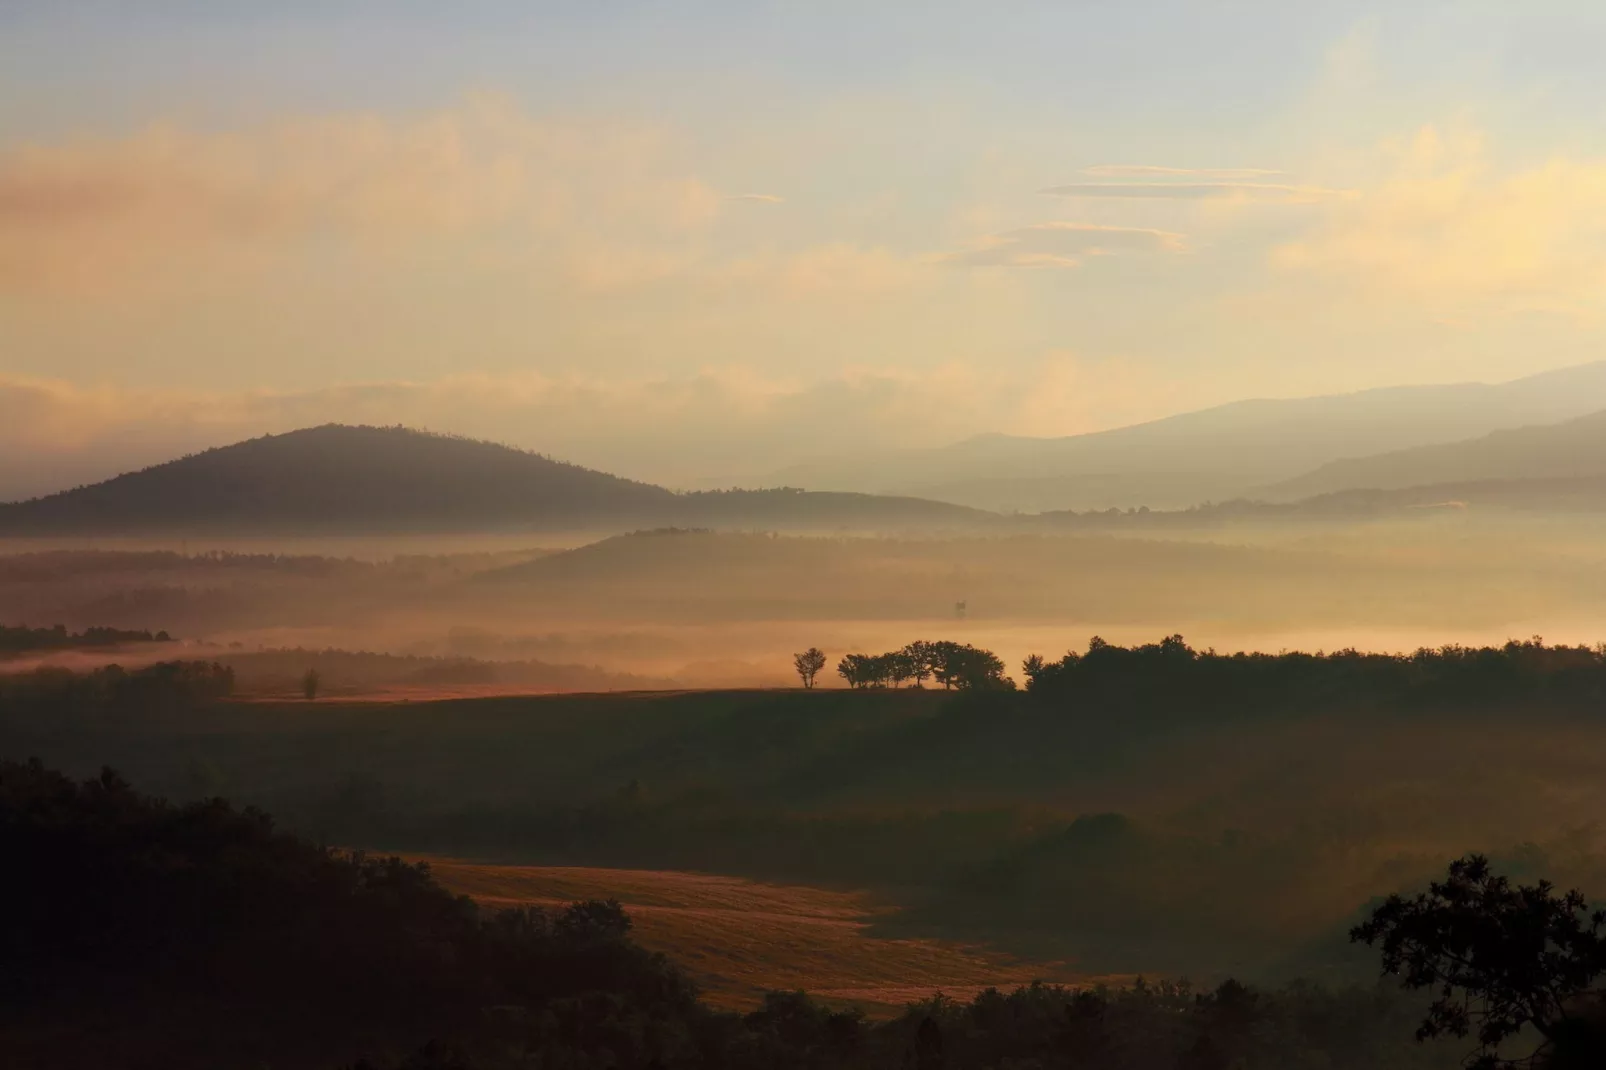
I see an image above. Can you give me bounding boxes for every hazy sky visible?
[5,2,1606,493]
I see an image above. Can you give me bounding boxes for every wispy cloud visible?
[725,192,784,203]
[950,222,1186,268]
[1042,182,1353,203]
[1080,165,1286,179]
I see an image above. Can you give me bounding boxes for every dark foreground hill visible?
[0,756,1461,1069]
[0,755,1464,1066]
[0,425,991,535]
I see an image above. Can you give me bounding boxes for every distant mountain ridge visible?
[1259,408,1606,500]
[0,424,990,535]
[770,361,1606,511]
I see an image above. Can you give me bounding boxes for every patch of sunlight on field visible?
[421,858,1088,1013]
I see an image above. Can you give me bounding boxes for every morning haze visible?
[6,5,1606,1069]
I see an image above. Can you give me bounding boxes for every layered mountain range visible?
[10,361,1606,534]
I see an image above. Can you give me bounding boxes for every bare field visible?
[420,858,1085,1012]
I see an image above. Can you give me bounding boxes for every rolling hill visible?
[769,361,1606,512]
[0,424,992,535]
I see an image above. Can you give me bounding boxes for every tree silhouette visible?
[837,654,872,689]
[949,645,1010,690]
[1352,854,1606,1069]
[793,647,828,689]
[302,668,321,701]
[887,649,915,688]
[927,641,964,689]
[905,641,934,688]
[1021,653,1045,685]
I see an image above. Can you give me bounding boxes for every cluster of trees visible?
[0,756,1532,1069]
[0,623,172,655]
[1019,633,1606,715]
[835,640,1012,691]
[0,659,234,710]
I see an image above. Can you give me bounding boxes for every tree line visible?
[0,623,172,655]
[787,631,1606,725]
[1017,633,1606,716]
[793,641,1013,691]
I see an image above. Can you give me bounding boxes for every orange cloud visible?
[0,96,723,296]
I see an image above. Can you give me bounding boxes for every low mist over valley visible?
[14,384,1606,689]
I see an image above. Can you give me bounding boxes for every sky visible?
[5,2,1606,495]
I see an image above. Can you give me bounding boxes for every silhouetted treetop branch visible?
[1353,854,1606,1069]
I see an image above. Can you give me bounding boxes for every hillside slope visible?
[1260,408,1606,500]
[0,425,992,534]
[0,425,673,533]
[770,361,1606,511]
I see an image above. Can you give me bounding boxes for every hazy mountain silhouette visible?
[1272,474,1606,517]
[769,361,1606,512]
[1260,408,1606,500]
[0,424,990,534]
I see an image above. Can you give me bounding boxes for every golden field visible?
[421,858,1084,1013]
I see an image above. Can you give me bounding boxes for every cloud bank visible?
[951,223,1186,268]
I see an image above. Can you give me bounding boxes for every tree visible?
[1021,654,1046,686]
[887,649,915,688]
[864,653,893,688]
[302,668,321,701]
[904,641,934,688]
[837,654,873,689]
[793,647,827,688]
[1351,854,1606,1069]
[949,644,1011,690]
[922,641,1011,691]
[927,641,965,689]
